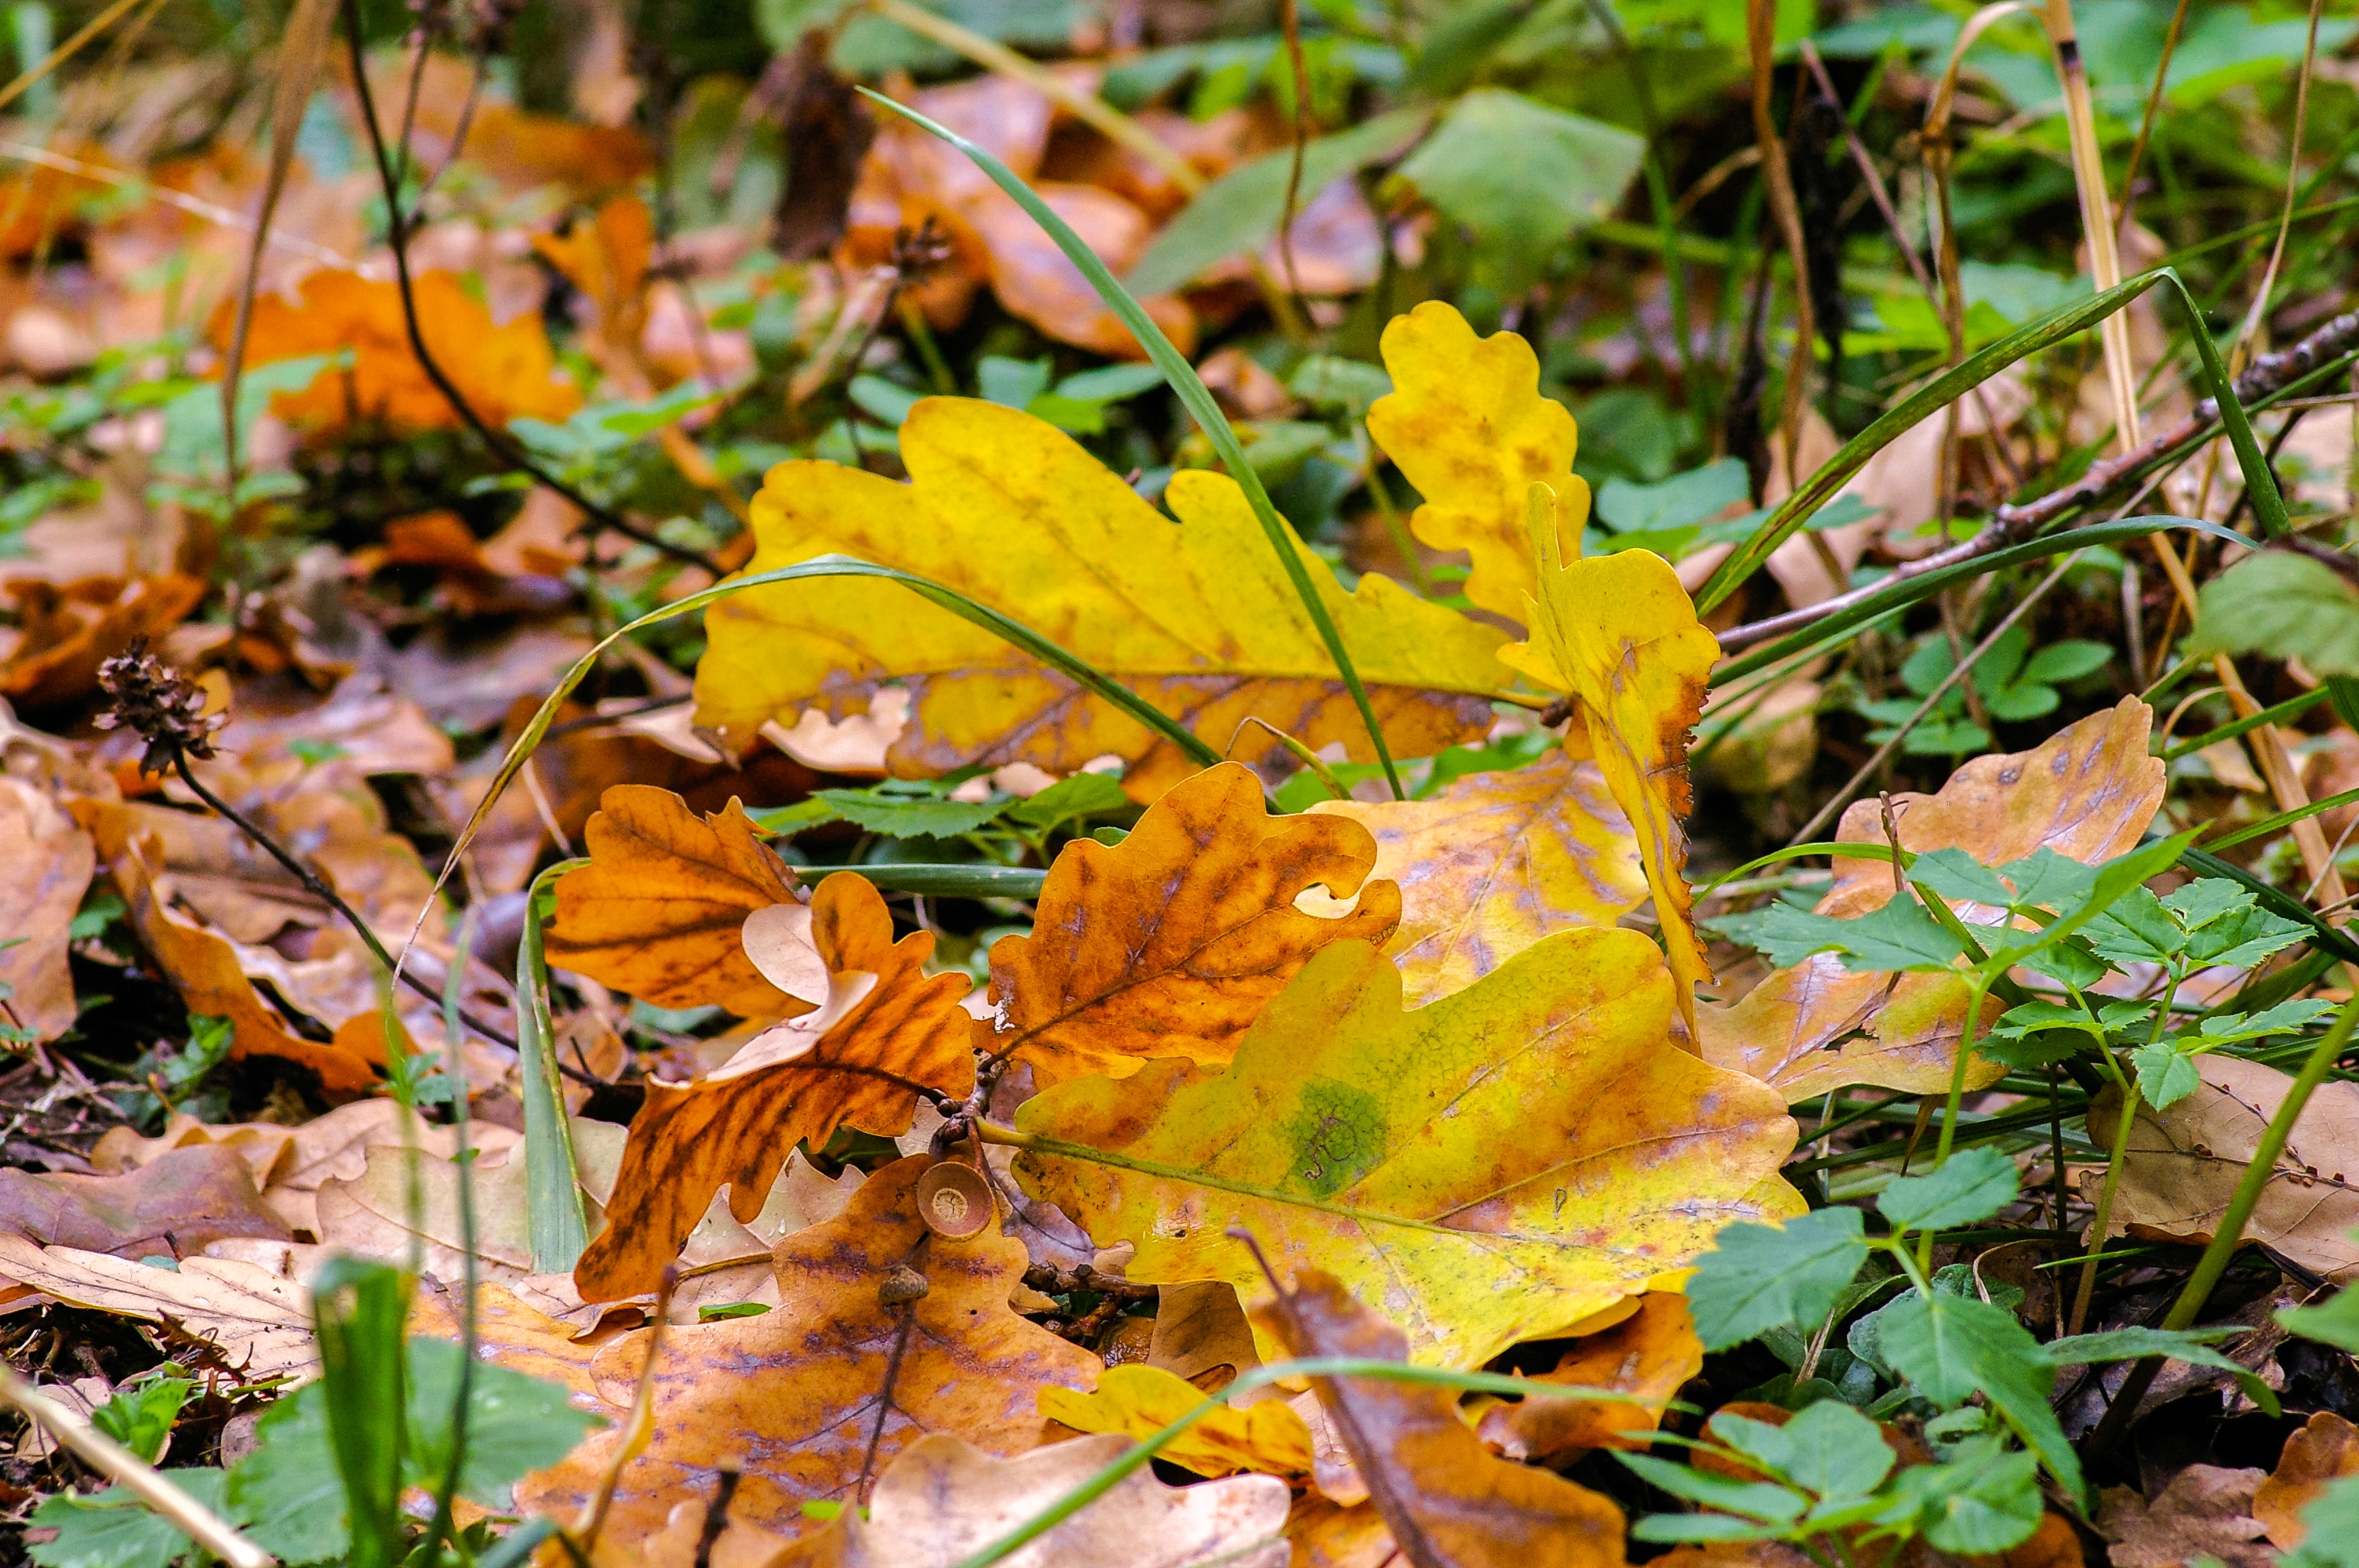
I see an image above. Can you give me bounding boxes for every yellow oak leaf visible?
[1013,929,1801,1370]
[544,786,810,1017]
[977,762,1398,1091]
[1252,1269,1630,1566]
[574,874,975,1301]
[1040,1363,1313,1478]
[691,397,1508,797]
[1306,748,1645,1006]
[1700,962,2005,1105]
[1505,492,1719,1035]
[1365,300,1587,625]
[521,1157,1102,1550]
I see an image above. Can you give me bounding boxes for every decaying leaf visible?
[75,802,383,1097]
[0,574,206,712]
[518,1156,1101,1548]
[777,1432,1289,1568]
[692,398,1508,793]
[977,762,1397,1089]
[1365,301,1587,625]
[1819,696,2165,918]
[1507,506,1720,1033]
[0,1234,314,1378]
[2095,1464,2273,1568]
[547,786,814,1016]
[2088,1054,2359,1283]
[1475,1293,1703,1458]
[0,775,94,1038]
[575,873,972,1301]
[1252,1269,1630,1566]
[1306,748,1645,1006]
[1039,1363,1312,1478]
[1699,961,2004,1105]
[1016,931,1800,1369]
[0,1144,289,1260]
[2255,1410,2359,1548]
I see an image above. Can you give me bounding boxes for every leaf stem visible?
[2067,1047,2143,1338]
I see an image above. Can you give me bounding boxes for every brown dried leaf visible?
[0,574,205,711]
[1475,1294,1703,1459]
[0,1233,314,1378]
[2256,1410,2359,1548]
[75,801,381,1097]
[0,775,93,1039]
[1822,697,2165,918]
[575,873,973,1301]
[778,1433,1289,1567]
[2088,1054,2359,1283]
[517,1156,1102,1550]
[977,762,1398,1090]
[90,1112,299,1190]
[545,785,808,1016]
[0,1144,289,1260]
[1251,1271,1628,1566]
[2096,1465,2272,1568]
[1699,962,2003,1105]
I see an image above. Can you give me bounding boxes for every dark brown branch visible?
[339,0,723,578]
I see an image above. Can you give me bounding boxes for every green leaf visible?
[2019,639,2112,686]
[1595,459,1751,536]
[1715,1401,1896,1502]
[1128,107,1430,296]
[1614,1451,1808,1524]
[1728,895,1967,972]
[1686,1207,1869,1351]
[1906,849,2015,909]
[1877,1147,2020,1234]
[2287,1472,2359,1568]
[1894,1437,2044,1556]
[405,1338,605,1508]
[1390,89,1645,278]
[229,1389,348,1564]
[2280,1286,2359,1353]
[1876,1291,2081,1498]
[1003,773,1132,837]
[310,1257,411,1568]
[2131,1044,2203,1109]
[814,786,1008,839]
[1052,364,1167,405]
[1997,849,2102,914]
[89,1377,193,1465]
[2184,550,2359,678]
[2035,1326,2278,1416]
[27,1471,232,1568]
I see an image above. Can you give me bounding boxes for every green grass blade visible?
[1696,271,2172,612]
[309,1257,410,1568]
[1712,516,2234,685]
[518,860,591,1273]
[2153,267,2291,539]
[781,863,1049,898]
[426,554,1220,914]
[860,88,1407,800]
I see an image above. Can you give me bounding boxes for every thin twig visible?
[169,753,523,1054]
[339,0,722,577]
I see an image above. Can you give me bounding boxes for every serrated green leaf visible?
[27,1472,232,1568]
[1687,1207,1869,1351]
[1877,1291,2081,1498]
[1877,1146,2019,1233]
[2184,550,2359,678]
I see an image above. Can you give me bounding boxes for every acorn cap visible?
[915,1160,995,1240]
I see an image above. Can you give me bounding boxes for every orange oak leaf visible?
[973,761,1398,1091]
[1251,1269,1630,1566]
[1817,696,2165,919]
[519,1156,1101,1549]
[220,269,580,433]
[1475,1294,1703,1458]
[0,776,94,1040]
[545,785,811,1017]
[1699,964,2005,1105]
[0,575,206,712]
[573,875,975,1301]
[2255,1412,2359,1548]
[75,801,381,1098]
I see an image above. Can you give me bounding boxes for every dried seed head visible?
[878,1263,930,1307]
[96,645,225,775]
